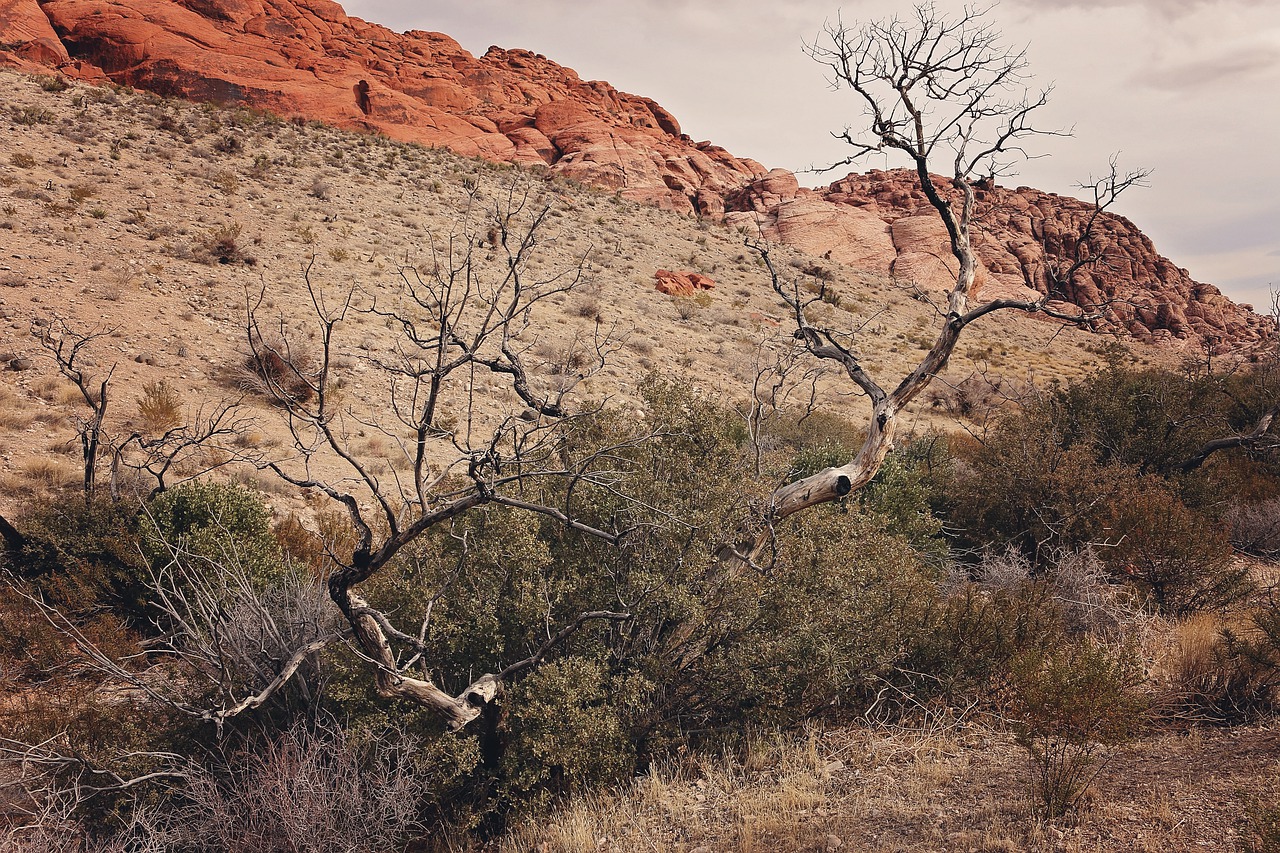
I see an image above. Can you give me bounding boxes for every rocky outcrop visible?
[654,270,715,297]
[728,169,1273,347]
[1,0,1270,348]
[0,0,764,213]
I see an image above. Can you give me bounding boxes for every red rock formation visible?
[0,0,764,213]
[1,0,1269,348]
[654,270,715,297]
[728,168,1273,347]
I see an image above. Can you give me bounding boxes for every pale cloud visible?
[1135,44,1280,90]
[1009,0,1272,16]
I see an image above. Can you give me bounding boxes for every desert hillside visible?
[2,4,1279,850]
[0,69,1123,512]
[0,0,1270,348]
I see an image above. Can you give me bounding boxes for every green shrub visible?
[141,481,285,588]
[8,495,147,618]
[323,379,953,818]
[946,373,1260,613]
[501,659,638,807]
[1009,640,1146,818]
[857,435,951,565]
[1101,483,1247,613]
[903,574,1065,702]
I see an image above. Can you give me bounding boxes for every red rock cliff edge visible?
[0,0,766,214]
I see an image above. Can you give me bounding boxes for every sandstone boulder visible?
[654,270,715,297]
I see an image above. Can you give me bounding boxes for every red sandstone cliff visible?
[1,0,1271,348]
[0,0,765,213]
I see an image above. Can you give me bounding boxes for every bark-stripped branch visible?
[247,177,647,730]
[757,3,1143,532]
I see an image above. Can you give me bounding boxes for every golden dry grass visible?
[19,457,78,492]
[490,716,1278,853]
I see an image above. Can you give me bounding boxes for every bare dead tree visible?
[25,318,244,508]
[33,318,116,502]
[764,2,1140,524]
[108,399,249,500]
[246,178,638,731]
[1043,156,1153,297]
[6,520,342,736]
[734,341,825,478]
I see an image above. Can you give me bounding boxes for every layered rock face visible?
[726,169,1273,347]
[0,0,764,213]
[1,0,1270,348]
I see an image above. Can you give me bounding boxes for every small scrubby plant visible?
[1010,640,1146,818]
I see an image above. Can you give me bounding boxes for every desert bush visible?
[1047,548,1140,640]
[34,74,69,92]
[213,133,242,154]
[7,496,147,619]
[1227,498,1280,559]
[313,378,951,819]
[135,379,182,434]
[308,175,332,200]
[902,569,1065,703]
[571,295,601,320]
[946,384,1255,612]
[11,105,54,125]
[500,659,638,808]
[68,182,96,204]
[162,721,438,853]
[194,222,252,265]
[673,294,702,320]
[928,370,1019,422]
[238,338,315,404]
[1101,483,1247,614]
[1162,602,1280,722]
[1157,613,1273,722]
[856,435,951,565]
[140,481,285,589]
[946,404,1133,563]
[1009,640,1145,818]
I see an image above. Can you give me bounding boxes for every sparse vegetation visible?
[0,28,1276,852]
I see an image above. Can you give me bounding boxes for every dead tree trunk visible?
[763,3,1139,530]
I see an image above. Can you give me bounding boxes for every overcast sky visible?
[342,0,1280,309]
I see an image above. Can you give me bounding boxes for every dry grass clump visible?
[497,731,843,853]
[1151,609,1280,723]
[20,457,79,492]
[135,379,182,434]
[0,384,37,430]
